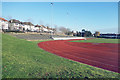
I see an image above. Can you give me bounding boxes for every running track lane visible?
[38,39,119,73]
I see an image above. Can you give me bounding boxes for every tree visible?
[81,29,85,37]
[54,25,59,34]
[59,27,71,35]
[82,29,85,33]
[84,31,92,37]
[77,31,81,37]
[5,16,12,21]
[81,29,93,37]
[94,31,100,37]
[46,26,49,29]
[26,18,34,23]
[65,30,72,35]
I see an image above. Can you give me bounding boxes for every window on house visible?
[15,23,18,25]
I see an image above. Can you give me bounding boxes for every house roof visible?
[22,22,34,26]
[40,25,46,28]
[35,25,41,27]
[0,17,8,21]
[9,19,21,23]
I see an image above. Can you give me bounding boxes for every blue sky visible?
[2,2,118,33]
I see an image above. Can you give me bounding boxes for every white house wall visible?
[9,23,19,30]
[43,27,48,32]
[0,20,2,30]
[23,25,31,31]
[34,27,39,32]
[8,23,14,30]
[30,26,35,31]
[49,30,54,32]
[0,20,8,30]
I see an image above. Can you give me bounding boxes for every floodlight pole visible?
[67,11,69,36]
[50,2,53,38]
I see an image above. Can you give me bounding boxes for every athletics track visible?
[38,39,119,73]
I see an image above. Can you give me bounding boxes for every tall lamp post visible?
[50,2,53,38]
[67,11,69,36]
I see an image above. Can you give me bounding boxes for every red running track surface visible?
[38,39,119,73]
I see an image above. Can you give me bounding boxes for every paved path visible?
[38,39,119,73]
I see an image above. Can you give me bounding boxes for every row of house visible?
[0,17,55,33]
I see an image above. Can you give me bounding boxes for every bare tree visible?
[5,16,12,20]
[54,24,58,34]
[26,18,34,23]
[45,24,50,27]
[59,26,71,35]
[59,26,66,33]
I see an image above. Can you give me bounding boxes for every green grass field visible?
[2,34,119,78]
[71,38,120,43]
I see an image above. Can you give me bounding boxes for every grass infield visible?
[2,34,119,78]
[70,38,120,43]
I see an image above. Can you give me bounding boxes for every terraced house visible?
[35,25,41,32]
[41,25,54,33]
[35,25,54,33]
[0,17,55,33]
[9,19,21,31]
[0,17,9,32]
[21,22,34,32]
[9,19,35,32]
